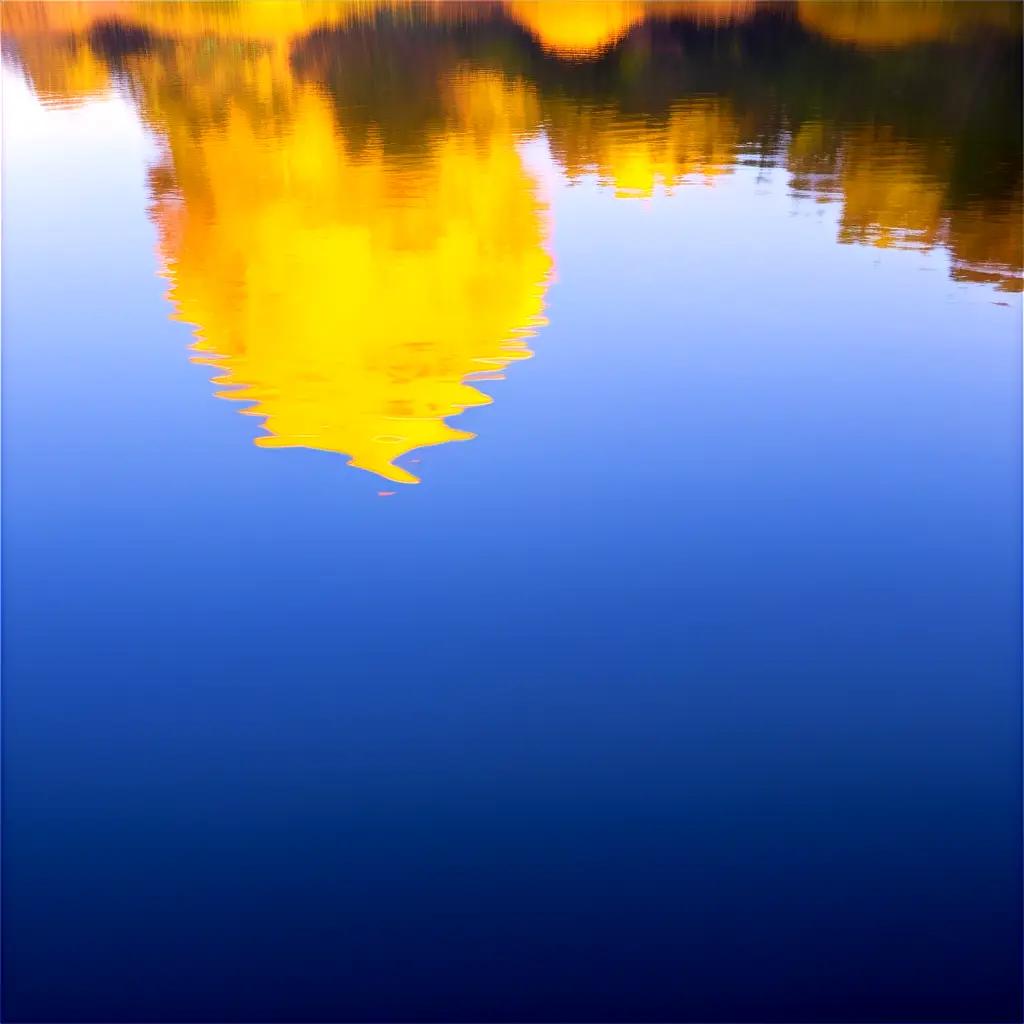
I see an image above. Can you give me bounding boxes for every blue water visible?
[2,5,1022,1021]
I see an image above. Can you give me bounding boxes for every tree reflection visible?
[3,1,1020,479]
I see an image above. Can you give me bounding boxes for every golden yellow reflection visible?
[3,0,1021,485]
[505,1,647,59]
[833,129,949,251]
[4,3,553,483]
[545,98,742,198]
[797,1,1021,49]
[948,201,1024,292]
[2,1,399,43]
[787,124,1023,292]
[151,68,550,483]
[1,3,113,107]
[504,1,755,59]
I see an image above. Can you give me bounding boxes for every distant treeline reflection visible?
[4,1,1020,481]
[6,2,1020,288]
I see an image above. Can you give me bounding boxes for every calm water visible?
[2,3,1021,1021]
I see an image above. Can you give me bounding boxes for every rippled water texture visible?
[2,3,1021,1022]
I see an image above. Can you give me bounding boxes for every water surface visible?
[2,3,1021,1021]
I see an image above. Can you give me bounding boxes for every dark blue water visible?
[2,4,1021,1021]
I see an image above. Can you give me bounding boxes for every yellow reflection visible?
[5,35,110,108]
[834,129,948,250]
[505,1,647,59]
[787,124,1023,291]
[151,67,551,483]
[1,3,113,107]
[504,1,755,58]
[797,0,1021,48]
[1,0,440,111]
[545,98,741,197]
[89,1,391,42]
[1,1,120,36]
[3,0,1021,495]
[5,2,554,483]
[2,1,401,43]
[948,201,1024,293]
